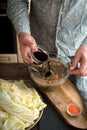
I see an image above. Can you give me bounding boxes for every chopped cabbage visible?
[0,79,46,130]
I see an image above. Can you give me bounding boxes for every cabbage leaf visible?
[0,79,46,130]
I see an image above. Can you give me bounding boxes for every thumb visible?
[70,56,80,70]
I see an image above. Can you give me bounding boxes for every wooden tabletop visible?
[0,63,30,80]
[0,63,87,130]
[0,63,39,130]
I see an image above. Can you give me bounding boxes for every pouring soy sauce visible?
[29,46,59,78]
[45,61,52,77]
[30,45,52,77]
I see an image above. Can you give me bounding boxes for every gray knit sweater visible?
[7,0,87,57]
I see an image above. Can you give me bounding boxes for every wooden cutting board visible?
[40,79,87,129]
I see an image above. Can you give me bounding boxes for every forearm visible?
[7,0,31,35]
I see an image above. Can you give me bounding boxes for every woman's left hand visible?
[70,45,87,76]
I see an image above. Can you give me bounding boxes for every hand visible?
[70,45,87,76]
[18,32,38,63]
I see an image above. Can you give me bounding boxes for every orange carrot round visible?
[54,74,59,80]
[47,80,52,84]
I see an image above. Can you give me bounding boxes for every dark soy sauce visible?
[33,51,48,62]
[33,51,52,77]
[45,61,52,77]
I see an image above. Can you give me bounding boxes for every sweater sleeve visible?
[80,6,87,47]
[7,0,31,35]
[81,37,87,47]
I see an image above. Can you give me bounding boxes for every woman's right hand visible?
[18,32,38,63]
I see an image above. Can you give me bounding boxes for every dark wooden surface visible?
[0,63,39,130]
[0,63,86,130]
[0,63,30,80]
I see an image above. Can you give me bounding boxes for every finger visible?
[28,37,37,50]
[79,63,87,73]
[24,55,33,63]
[71,64,87,76]
[32,45,38,52]
[70,56,80,70]
[21,46,34,63]
[70,69,81,75]
[83,70,87,76]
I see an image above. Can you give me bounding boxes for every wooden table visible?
[0,63,87,130]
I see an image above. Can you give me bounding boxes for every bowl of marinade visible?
[28,54,70,90]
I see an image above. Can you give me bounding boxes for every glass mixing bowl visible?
[27,54,70,90]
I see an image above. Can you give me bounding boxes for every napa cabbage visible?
[0,79,46,130]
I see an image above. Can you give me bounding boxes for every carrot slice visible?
[54,74,59,80]
[47,80,52,84]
